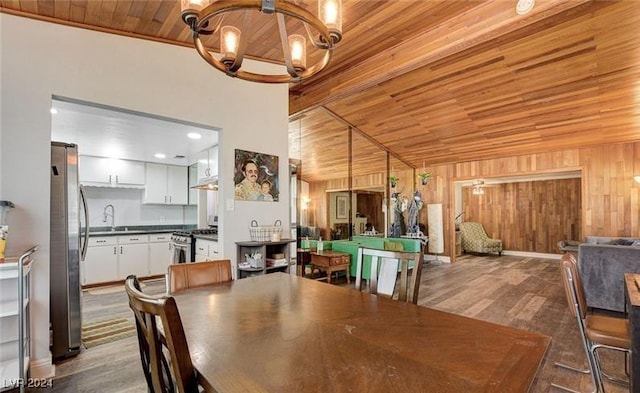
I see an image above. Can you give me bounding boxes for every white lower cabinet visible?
[83,237,119,285]
[83,233,173,286]
[149,234,172,275]
[194,238,221,262]
[117,236,149,280]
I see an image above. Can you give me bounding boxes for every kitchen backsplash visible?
[84,187,196,228]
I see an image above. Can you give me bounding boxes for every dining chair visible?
[354,247,423,304]
[167,259,232,294]
[125,275,204,393]
[551,253,629,393]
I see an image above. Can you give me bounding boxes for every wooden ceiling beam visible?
[289,0,592,116]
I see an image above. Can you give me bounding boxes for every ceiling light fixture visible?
[187,132,202,139]
[471,180,485,195]
[154,153,166,159]
[180,0,343,84]
[515,0,535,15]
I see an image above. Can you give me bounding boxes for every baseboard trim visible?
[424,255,451,263]
[30,355,55,379]
[502,250,561,259]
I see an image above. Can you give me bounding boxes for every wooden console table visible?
[310,250,350,284]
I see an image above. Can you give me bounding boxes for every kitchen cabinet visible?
[149,233,172,275]
[79,155,145,187]
[188,163,198,206]
[83,237,119,285]
[144,163,188,205]
[83,234,159,285]
[117,235,150,280]
[194,238,220,262]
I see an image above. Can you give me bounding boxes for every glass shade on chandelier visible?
[471,179,485,195]
[180,0,343,83]
[472,186,485,195]
[220,26,241,66]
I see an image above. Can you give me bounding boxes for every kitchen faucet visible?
[102,204,115,231]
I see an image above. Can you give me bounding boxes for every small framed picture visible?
[336,195,348,219]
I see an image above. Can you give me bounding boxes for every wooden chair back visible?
[168,259,232,294]
[125,275,200,393]
[560,253,588,320]
[354,247,423,304]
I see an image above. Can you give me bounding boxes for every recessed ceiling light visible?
[50,108,58,115]
[154,153,166,159]
[187,132,202,139]
[515,0,535,15]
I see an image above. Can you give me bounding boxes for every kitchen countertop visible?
[193,234,218,242]
[87,225,195,237]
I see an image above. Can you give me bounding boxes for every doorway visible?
[453,171,582,256]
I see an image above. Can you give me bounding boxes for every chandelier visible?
[180,0,343,83]
[471,180,485,195]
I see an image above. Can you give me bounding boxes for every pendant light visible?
[180,0,343,83]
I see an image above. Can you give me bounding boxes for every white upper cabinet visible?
[79,156,145,187]
[188,164,198,206]
[144,163,188,205]
[197,145,219,180]
[167,165,188,205]
[144,163,167,204]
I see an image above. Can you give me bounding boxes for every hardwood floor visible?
[27,255,628,392]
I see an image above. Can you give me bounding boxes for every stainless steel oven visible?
[170,229,219,264]
[170,232,193,264]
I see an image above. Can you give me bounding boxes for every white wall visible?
[0,14,289,376]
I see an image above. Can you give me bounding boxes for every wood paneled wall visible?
[580,143,640,237]
[308,181,329,239]
[356,192,384,231]
[306,142,640,261]
[462,179,581,253]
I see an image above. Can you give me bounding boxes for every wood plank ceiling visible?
[3,0,640,183]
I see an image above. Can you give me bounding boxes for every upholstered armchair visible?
[459,222,502,256]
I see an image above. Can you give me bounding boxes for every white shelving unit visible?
[236,240,295,279]
[0,246,37,393]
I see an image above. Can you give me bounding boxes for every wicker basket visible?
[249,220,282,242]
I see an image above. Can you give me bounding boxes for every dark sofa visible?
[578,236,640,312]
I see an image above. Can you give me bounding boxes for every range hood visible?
[192,176,218,190]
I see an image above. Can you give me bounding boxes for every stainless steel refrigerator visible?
[50,142,88,360]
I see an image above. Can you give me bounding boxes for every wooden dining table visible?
[173,273,550,393]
